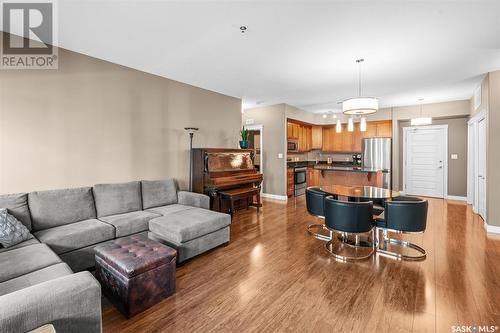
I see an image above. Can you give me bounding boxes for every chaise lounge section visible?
[0,193,101,333]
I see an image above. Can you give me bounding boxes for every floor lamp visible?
[184,127,199,192]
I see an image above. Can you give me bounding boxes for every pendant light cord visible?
[356,59,364,97]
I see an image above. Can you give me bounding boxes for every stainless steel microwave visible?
[287,140,298,152]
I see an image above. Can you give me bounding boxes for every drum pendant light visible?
[342,59,378,115]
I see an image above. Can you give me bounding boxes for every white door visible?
[477,118,487,219]
[404,126,447,198]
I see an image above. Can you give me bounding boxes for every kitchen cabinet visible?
[287,168,294,197]
[352,123,363,152]
[287,122,293,139]
[287,122,300,140]
[288,120,313,152]
[290,118,391,153]
[375,121,392,137]
[306,166,319,187]
[312,126,322,149]
[362,122,377,138]
[306,127,312,151]
[322,120,392,153]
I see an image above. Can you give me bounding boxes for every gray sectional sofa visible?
[0,179,231,333]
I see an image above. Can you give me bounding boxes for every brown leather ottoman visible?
[94,234,176,318]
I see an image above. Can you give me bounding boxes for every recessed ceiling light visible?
[322,114,327,119]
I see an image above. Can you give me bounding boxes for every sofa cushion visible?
[34,219,115,255]
[0,193,32,230]
[145,204,193,216]
[0,208,31,248]
[0,235,39,253]
[0,263,72,297]
[141,179,177,209]
[149,208,231,243]
[0,243,62,282]
[93,181,142,218]
[29,187,96,231]
[99,210,161,238]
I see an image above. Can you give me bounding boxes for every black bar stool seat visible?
[323,197,375,261]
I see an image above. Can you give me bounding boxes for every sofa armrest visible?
[0,272,102,333]
[178,191,210,210]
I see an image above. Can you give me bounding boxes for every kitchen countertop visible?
[313,165,382,173]
[287,160,356,168]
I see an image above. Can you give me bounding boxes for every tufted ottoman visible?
[94,234,176,318]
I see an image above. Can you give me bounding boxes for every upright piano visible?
[192,148,263,211]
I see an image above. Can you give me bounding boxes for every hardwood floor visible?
[102,197,500,333]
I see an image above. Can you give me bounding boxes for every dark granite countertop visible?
[313,165,382,173]
[287,160,355,168]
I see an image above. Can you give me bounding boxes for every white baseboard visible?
[484,221,500,234]
[445,195,467,202]
[261,193,288,201]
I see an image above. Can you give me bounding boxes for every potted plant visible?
[239,126,249,149]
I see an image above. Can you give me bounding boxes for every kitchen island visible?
[314,165,384,187]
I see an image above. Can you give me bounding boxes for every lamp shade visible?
[347,118,354,132]
[360,117,367,132]
[342,97,379,115]
[336,119,342,133]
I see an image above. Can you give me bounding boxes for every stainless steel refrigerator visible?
[362,137,392,189]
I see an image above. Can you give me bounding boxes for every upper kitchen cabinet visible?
[312,126,322,149]
[287,119,313,152]
[287,122,300,139]
[375,120,392,137]
[321,120,392,153]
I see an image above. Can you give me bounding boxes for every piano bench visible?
[219,187,261,217]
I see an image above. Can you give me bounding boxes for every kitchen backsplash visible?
[287,151,353,162]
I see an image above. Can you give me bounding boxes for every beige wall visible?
[0,44,241,194]
[391,100,470,191]
[398,117,468,196]
[242,104,286,196]
[487,71,500,226]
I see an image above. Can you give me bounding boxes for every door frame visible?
[403,125,449,198]
[245,124,264,194]
[467,110,487,219]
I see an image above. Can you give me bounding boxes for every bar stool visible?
[375,198,428,261]
[305,187,331,241]
[324,197,375,261]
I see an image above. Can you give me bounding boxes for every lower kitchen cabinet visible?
[306,166,319,187]
[287,168,294,197]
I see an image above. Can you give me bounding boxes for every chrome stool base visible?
[324,231,375,261]
[376,229,426,261]
[307,224,332,241]
[377,238,426,261]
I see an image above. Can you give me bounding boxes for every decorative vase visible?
[239,140,248,149]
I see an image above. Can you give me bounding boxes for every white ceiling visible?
[52,1,500,112]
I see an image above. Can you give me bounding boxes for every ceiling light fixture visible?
[348,117,354,132]
[322,114,327,119]
[360,117,367,132]
[336,119,342,133]
[343,59,378,115]
[411,99,432,126]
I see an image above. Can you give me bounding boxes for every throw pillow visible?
[0,208,30,248]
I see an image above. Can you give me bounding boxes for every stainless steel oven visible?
[287,140,298,153]
[294,167,307,196]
